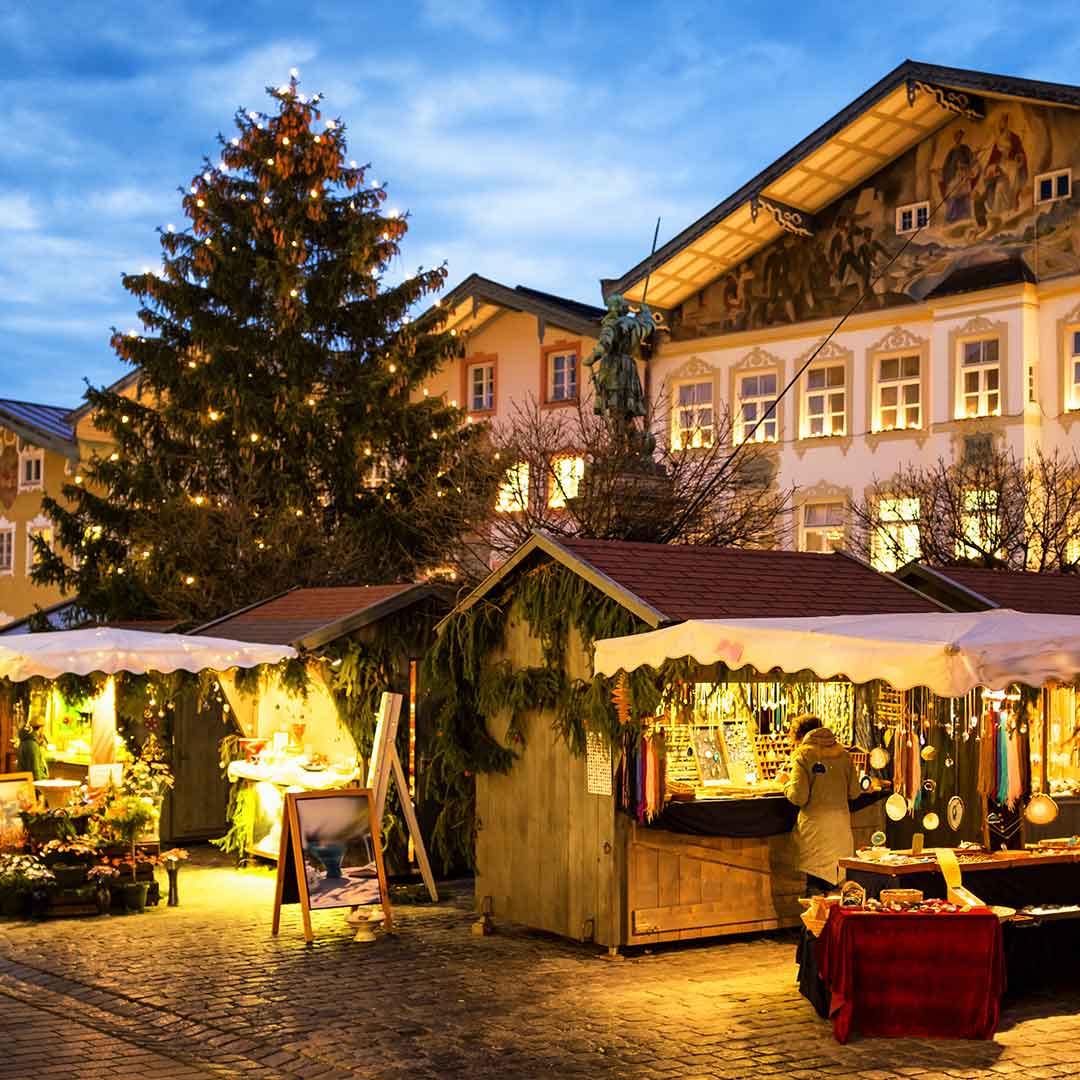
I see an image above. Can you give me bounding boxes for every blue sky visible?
[4,0,1080,406]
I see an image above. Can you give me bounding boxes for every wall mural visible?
[672,101,1080,340]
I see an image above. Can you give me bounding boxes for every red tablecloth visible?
[817,907,1005,1043]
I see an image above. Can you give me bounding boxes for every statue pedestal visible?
[567,461,676,541]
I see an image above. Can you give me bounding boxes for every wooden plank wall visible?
[475,612,621,945]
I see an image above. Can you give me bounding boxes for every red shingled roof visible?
[547,537,940,621]
[914,565,1080,615]
[193,584,422,646]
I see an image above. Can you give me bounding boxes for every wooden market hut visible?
[190,582,451,864]
[436,532,943,949]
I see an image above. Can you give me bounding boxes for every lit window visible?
[547,351,578,403]
[1035,169,1071,204]
[957,489,1000,560]
[26,520,53,574]
[548,456,585,509]
[876,353,921,431]
[18,447,44,492]
[895,201,930,235]
[801,502,845,553]
[0,523,14,575]
[495,463,529,514]
[1069,330,1080,411]
[672,381,714,449]
[735,372,778,443]
[804,364,846,437]
[468,362,495,412]
[872,497,920,572]
[960,338,1000,418]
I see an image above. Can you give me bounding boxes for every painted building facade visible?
[602,61,1080,565]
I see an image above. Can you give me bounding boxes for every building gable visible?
[671,97,1080,341]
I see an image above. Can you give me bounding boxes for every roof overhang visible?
[435,532,669,634]
[432,275,602,342]
[605,60,1080,311]
[0,405,78,461]
[298,583,449,650]
[894,562,1000,612]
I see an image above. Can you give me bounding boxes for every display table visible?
[841,849,1080,907]
[815,907,1005,1043]
[226,758,361,859]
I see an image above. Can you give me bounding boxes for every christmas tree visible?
[36,76,497,624]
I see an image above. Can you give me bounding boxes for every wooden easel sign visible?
[368,692,438,901]
[271,788,393,944]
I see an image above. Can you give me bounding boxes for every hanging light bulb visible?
[249,433,259,443]
[282,136,290,146]
[231,137,240,147]
[184,575,196,585]
[166,224,175,232]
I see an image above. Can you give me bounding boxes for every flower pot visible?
[51,864,88,889]
[122,881,149,913]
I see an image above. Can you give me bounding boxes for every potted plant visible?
[102,795,156,912]
[87,864,119,914]
[0,854,56,917]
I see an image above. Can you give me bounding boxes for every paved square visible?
[0,852,1078,1079]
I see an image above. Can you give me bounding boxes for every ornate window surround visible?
[666,356,719,450]
[17,442,44,493]
[947,315,1009,422]
[1056,298,1080,425]
[794,481,852,553]
[794,339,854,453]
[865,326,931,447]
[728,347,784,447]
[25,513,52,577]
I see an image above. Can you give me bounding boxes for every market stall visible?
[0,627,295,918]
[595,607,1080,1037]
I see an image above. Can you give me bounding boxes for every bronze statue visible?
[584,294,654,424]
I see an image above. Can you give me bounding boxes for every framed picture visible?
[0,772,36,851]
[272,787,392,943]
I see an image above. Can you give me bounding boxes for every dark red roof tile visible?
[554,538,939,621]
[925,566,1080,615]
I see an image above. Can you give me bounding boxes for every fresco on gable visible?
[672,101,1080,340]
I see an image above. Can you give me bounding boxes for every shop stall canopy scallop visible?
[593,608,1080,697]
[0,627,296,682]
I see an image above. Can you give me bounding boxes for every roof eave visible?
[298,584,446,650]
[0,409,79,461]
[435,275,602,338]
[894,562,999,611]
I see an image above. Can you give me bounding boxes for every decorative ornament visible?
[947,796,964,830]
[870,830,887,847]
[922,812,940,831]
[885,792,908,821]
[1024,792,1059,826]
[869,746,890,770]
[920,744,936,762]
[611,674,632,726]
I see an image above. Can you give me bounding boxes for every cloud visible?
[420,0,511,41]
[0,192,39,231]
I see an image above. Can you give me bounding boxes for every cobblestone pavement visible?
[1,851,1079,1080]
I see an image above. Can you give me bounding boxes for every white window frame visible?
[26,514,52,576]
[800,501,846,553]
[495,462,529,514]
[1069,329,1080,412]
[547,350,578,404]
[672,380,714,449]
[1035,168,1071,205]
[18,445,44,492]
[548,455,585,509]
[874,352,922,431]
[467,362,495,413]
[959,337,1001,419]
[802,363,847,438]
[734,371,779,444]
[0,518,14,576]
[872,497,920,572]
[895,201,930,235]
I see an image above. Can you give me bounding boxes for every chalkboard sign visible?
[272,788,393,944]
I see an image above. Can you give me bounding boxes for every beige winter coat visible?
[783,727,860,885]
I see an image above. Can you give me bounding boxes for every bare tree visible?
[461,387,791,566]
[850,445,1080,572]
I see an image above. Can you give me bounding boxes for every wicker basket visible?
[753,733,791,781]
[848,746,869,774]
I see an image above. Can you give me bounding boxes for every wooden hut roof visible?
[192,583,445,649]
[896,563,1080,615]
[442,533,942,629]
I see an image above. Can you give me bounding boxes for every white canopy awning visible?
[592,609,1080,698]
[0,627,296,683]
